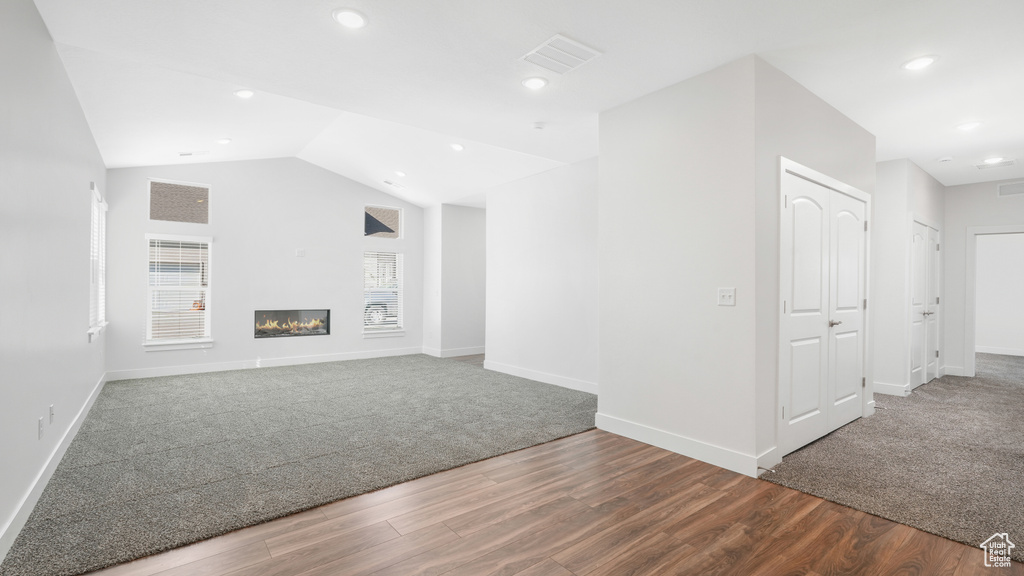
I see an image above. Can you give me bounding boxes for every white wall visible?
[422,206,443,354]
[104,158,424,378]
[943,179,1024,374]
[440,205,486,355]
[0,0,108,560]
[486,159,599,393]
[597,56,874,476]
[871,160,912,391]
[599,57,759,472]
[975,233,1024,356]
[871,159,945,395]
[909,161,945,228]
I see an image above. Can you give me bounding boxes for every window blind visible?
[147,238,210,341]
[363,251,403,331]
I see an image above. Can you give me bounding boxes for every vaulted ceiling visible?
[34,0,1024,206]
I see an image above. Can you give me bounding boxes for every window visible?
[150,180,209,224]
[88,183,107,341]
[365,206,401,238]
[363,251,403,332]
[146,234,212,347]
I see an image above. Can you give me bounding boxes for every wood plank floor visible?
[87,430,1022,576]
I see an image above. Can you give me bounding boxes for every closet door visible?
[779,173,831,456]
[779,166,868,456]
[827,191,866,430]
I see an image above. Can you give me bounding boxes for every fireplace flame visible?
[255,317,324,334]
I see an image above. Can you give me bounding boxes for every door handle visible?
[829,320,842,327]
[922,311,934,316]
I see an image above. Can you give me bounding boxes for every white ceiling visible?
[34,0,1024,206]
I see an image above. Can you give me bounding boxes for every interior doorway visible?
[964,225,1024,376]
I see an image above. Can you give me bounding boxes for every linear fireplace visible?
[254,309,330,338]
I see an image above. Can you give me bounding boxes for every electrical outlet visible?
[49,405,54,424]
[38,417,44,440]
[718,287,736,306]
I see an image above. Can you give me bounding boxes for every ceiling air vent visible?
[522,34,601,75]
[998,181,1024,197]
[975,159,1016,170]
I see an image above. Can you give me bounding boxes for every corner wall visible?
[752,57,876,464]
[870,159,944,395]
[486,159,599,393]
[104,158,424,378]
[0,0,108,560]
[597,55,875,476]
[440,205,486,356]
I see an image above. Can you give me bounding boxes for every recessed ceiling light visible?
[450,143,464,152]
[984,157,1005,164]
[902,56,937,70]
[522,77,548,90]
[395,170,406,177]
[234,89,255,99]
[332,8,366,29]
[217,138,232,145]
[957,122,982,131]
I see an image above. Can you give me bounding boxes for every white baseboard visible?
[943,365,965,377]
[422,347,442,358]
[106,347,425,381]
[874,381,911,397]
[976,346,1024,357]
[596,412,758,478]
[483,360,598,395]
[756,446,781,471]
[0,372,107,564]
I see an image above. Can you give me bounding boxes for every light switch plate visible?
[718,287,736,306]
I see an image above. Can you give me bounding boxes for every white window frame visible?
[363,251,404,336]
[88,182,108,342]
[144,233,214,350]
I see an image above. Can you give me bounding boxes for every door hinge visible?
[936,243,940,251]
[863,298,867,310]
[784,195,788,208]
[782,406,785,419]
[862,377,866,388]
[936,296,940,305]
[936,350,940,358]
[864,221,868,232]
[783,300,787,313]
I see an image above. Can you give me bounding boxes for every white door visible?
[779,168,868,456]
[827,192,867,430]
[910,222,927,385]
[910,221,940,388]
[925,226,940,383]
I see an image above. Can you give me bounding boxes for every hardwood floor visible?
[87,430,1021,576]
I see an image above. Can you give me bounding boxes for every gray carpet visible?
[0,354,597,576]
[765,353,1024,562]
